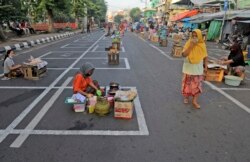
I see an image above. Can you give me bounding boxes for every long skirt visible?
[182,74,203,97]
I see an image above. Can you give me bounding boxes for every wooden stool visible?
[112,42,120,51]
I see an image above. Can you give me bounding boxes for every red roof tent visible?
[171,9,199,21]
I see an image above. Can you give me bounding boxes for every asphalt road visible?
[0,30,250,162]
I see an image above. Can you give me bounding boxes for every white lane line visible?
[246,70,250,74]
[205,81,250,113]
[50,51,84,53]
[0,33,105,144]
[10,77,72,148]
[0,86,46,89]
[1,87,149,137]
[74,39,79,42]
[124,58,130,69]
[133,90,149,135]
[7,130,143,136]
[39,52,52,58]
[0,35,80,61]
[42,58,77,60]
[215,53,221,56]
[208,55,218,60]
[103,37,106,40]
[91,45,99,52]
[47,67,129,70]
[63,47,89,49]
[138,35,147,42]
[220,87,250,91]
[122,47,125,52]
[60,44,69,48]
[149,44,173,60]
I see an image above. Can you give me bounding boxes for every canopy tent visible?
[228,10,250,20]
[170,10,199,21]
[237,20,250,23]
[171,0,193,5]
[191,0,235,6]
[181,18,192,29]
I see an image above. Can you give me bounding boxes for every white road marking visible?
[42,58,77,60]
[0,33,105,144]
[204,81,250,113]
[74,39,79,42]
[0,86,47,89]
[39,52,52,58]
[122,47,125,52]
[92,45,99,52]
[10,77,72,148]
[62,46,89,49]
[6,130,145,136]
[124,58,130,69]
[133,91,149,135]
[60,44,69,48]
[0,87,148,139]
[149,44,174,60]
[220,87,250,90]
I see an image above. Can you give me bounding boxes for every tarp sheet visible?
[171,10,199,21]
[207,20,222,41]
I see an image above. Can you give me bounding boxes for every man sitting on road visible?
[219,43,246,79]
[73,62,101,98]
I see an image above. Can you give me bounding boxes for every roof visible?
[170,9,199,21]
[172,0,193,5]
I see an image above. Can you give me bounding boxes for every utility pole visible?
[219,0,228,42]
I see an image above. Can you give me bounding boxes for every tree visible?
[114,15,124,24]
[129,7,141,22]
[0,0,25,41]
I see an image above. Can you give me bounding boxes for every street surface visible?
[0,30,250,162]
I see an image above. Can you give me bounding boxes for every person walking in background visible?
[87,21,91,33]
[181,29,208,109]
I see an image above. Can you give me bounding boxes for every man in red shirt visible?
[73,63,100,98]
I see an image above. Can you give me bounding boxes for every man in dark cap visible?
[73,62,101,98]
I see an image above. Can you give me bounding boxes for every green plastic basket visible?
[224,75,243,87]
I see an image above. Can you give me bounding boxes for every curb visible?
[0,31,79,55]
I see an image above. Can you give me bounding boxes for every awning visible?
[228,10,250,19]
[171,0,193,5]
[190,18,213,24]
[171,10,199,21]
[237,20,250,23]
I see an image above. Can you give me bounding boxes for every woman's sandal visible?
[183,98,189,104]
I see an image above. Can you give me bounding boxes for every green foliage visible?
[0,0,107,29]
[0,0,26,21]
[129,7,141,22]
[114,15,124,24]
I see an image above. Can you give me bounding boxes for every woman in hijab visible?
[220,43,245,78]
[182,29,208,109]
[73,62,101,98]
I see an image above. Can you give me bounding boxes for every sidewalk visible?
[0,29,82,54]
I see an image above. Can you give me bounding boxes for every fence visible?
[32,23,77,31]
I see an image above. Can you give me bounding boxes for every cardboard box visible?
[172,46,183,57]
[151,35,159,43]
[114,101,133,119]
[205,69,224,82]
